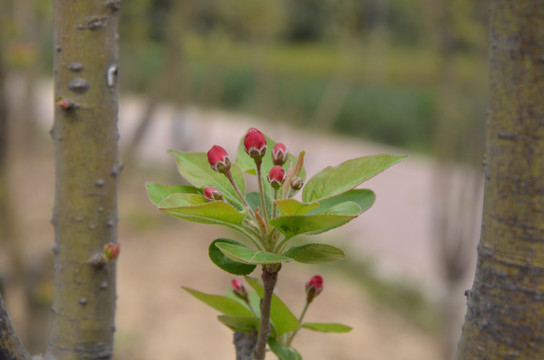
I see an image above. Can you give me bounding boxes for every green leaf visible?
[158,193,245,227]
[215,242,292,265]
[275,199,319,216]
[226,290,261,317]
[217,315,260,334]
[145,182,200,206]
[302,154,406,203]
[308,189,375,215]
[268,337,302,360]
[283,244,345,264]
[209,239,256,275]
[169,150,246,208]
[301,322,353,333]
[183,287,253,317]
[245,277,299,335]
[270,202,361,240]
[245,191,273,217]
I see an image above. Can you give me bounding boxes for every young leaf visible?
[209,239,256,275]
[268,336,302,360]
[145,182,200,206]
[301,322,353,333]
[283,244,345,264]
[302,154,406,203]
[308,189,375,215]
[274,199,319,216]
[269,202,361,240]
[183,287,253,317]
[217,315,260,334]
[169,150,246,208]
[246,191,273,218]
[158,193,245,227]
[226,290,261,317]
[215,242,292,265]
[245,277,299,335]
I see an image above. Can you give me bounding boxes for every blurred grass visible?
[334,250,441,332]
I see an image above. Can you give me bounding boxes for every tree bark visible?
[456,1,544,358]
[47,1,120,359]
[0,295,31,360]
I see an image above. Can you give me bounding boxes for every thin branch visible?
[251,265,280,360]
[0,294,31,360]
[234,330,257,360]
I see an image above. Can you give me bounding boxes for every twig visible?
[251,265,280,360]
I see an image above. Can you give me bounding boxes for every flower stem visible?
[272,188,279,218]
[225,170,255,218]
[251,265,280,360]
[255,160,269,225]
[286,300,311,347]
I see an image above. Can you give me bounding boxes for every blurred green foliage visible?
[2,0,489,155]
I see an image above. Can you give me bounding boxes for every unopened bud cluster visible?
[204,128,305,207]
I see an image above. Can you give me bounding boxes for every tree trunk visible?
[47,1,120,359]
[456,1,544,358]
[0,295,30,360]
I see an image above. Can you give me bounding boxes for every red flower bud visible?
[56,99,70,109]
[56,98,77,110]
[271,143,288,166]
[203,186,223,201]
[232,279,249,302]
[267,165,286,188]
[104,242,120,260]
[305,275,323,303]
[290,176,304,191]
[207,145,231,173]
[243,128,267,160]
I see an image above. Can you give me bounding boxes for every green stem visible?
[255,160,270,225]
[234,224,266,252]
[286,300,311,347]
[251,265,280,360]
[274,236,291,254]
[271,188,279,218]
[225,170,256,219]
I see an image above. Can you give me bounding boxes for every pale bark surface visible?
[456,1,544,358]
[47,1,120,359]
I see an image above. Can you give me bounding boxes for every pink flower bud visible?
[104,242,120,260]
[207,145,231,173]
[56,98,77,110]
[267,165,286,188]
[305,275,323,303]
[203,186,223,201]
[243,128,267,160]
[290,176,304,191]
[232,279,249,302]
[56,99,70,109]
[271,143,288,166]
